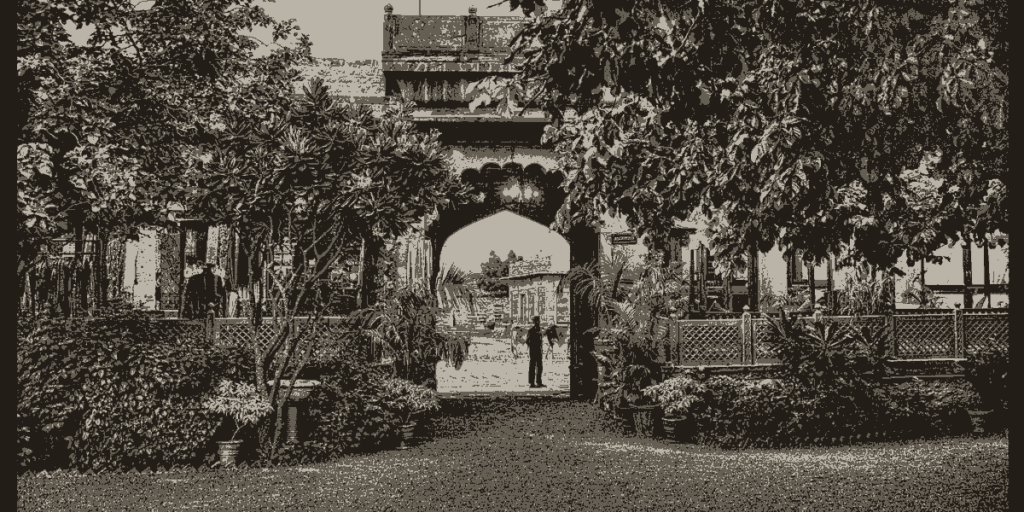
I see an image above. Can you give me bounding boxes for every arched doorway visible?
[425,162,600,398]
[435,211,571,393]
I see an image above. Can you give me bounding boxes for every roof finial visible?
[385,4,393,15]
[469,6,477,15]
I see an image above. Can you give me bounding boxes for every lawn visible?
[17,398,1008,511]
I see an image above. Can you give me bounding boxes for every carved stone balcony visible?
[382,4,526,72]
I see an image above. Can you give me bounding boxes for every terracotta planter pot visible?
[397,420,418,450]
[216,440,243,466]
[631,405,661,438]
[661,417,686,443]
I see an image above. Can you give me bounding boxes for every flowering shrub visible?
[204,380,274,441]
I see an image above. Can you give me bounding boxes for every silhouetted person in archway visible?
[527,315,546,388]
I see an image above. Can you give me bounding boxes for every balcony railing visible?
[383,6,527,59]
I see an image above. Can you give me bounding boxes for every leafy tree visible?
[477,249,523,295]
[17,0,310,293]
[488,0,1008,271]
[189,77,464,457]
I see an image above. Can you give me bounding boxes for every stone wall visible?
[509,255,552,277]
[507,274,568,326]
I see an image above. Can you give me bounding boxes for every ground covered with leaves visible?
[17,399,1008,511]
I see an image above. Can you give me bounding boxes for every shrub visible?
[376,377,441,424]
[644,375,972,449]
[964,348,1009,412]
[17,306,252,471]
[262,330,408,464]
[877,378,974,438]
[764,311,885,390]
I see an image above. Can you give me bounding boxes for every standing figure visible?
[527,316,546,388]
[184,263,227,319]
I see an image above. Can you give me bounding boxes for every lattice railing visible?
[153,319,208,342]
[893,314,955,359]
[664,319,744,365]
[963,312,1010,355]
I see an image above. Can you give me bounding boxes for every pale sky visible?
[69,1,561,59]
[439,211,569,275]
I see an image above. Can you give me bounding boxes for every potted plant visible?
[644,377,703,443]
[379,377,441,449]
[204,380,274,465]
[565,260,675,438]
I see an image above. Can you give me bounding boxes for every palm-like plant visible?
[563,253,684,409]
[351,264,473,386]
[834,262,895,316]
[766,311,885,389]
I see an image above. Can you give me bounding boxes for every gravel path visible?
[17,399,1009,511]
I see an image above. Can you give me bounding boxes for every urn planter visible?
[268,380,321,444]
[661,416,685,443]
[630,405,661,438]
[216,440,243,466]
[397,420,418,450]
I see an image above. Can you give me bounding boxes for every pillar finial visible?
[385,4,394,14]
[469,6,477,15]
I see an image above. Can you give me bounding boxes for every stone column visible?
[962,241,973,308]
[132,228,159,310]
[568,223,600,400]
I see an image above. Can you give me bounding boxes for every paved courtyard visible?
[436,333,570,395]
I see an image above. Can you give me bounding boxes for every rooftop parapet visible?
[383,5,527,66]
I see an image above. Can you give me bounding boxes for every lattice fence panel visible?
[894,314,954,359]
[215,322,278,352]
[752,317,792,363]
[154,319,208,342]
[963,313,1009,355]
[672,320,743,365]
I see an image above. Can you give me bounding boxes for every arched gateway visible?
[374,6,600,398]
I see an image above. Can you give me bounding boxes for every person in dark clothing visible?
[184,263,227,319]
[527,315,546,388]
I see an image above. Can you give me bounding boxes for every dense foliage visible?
[186,75,465,457]
[964,347,1009,413]
[17,304,254,470]
[17,0,310,285]
[493,0,1008,271]
[259,334,440,465]
[648,375,973,448]
[764,311,888,389]
[353,288,470,388]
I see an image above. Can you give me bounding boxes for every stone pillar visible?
[132,228,159,309]
[568,223,600,400]
[747,249,759,312]
[962,241,973,308]
[983,241,991,308]
[807,261,816,308]
[826,256,834,313]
